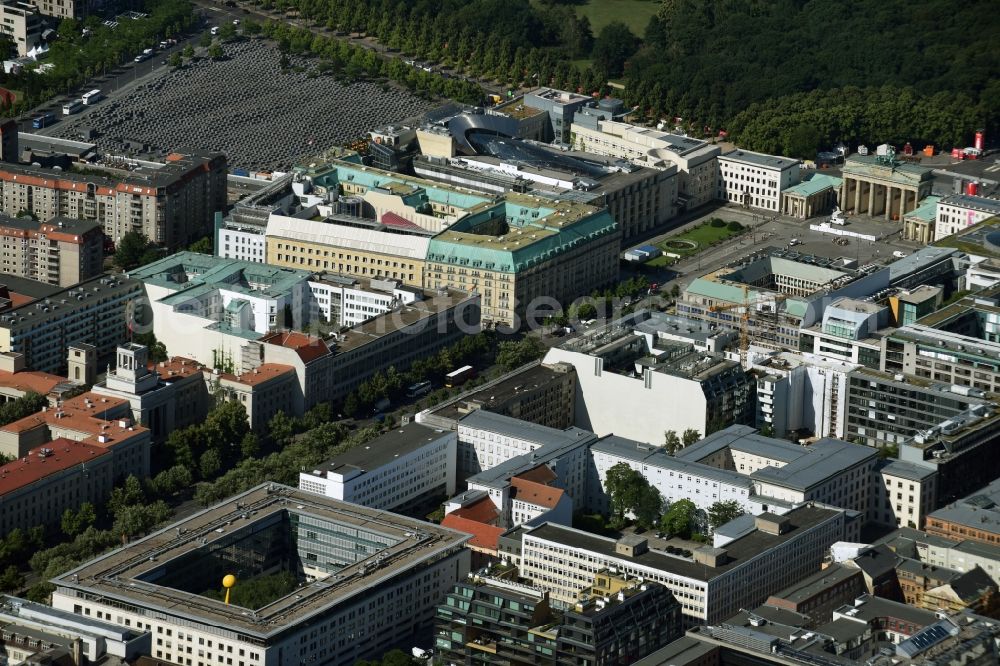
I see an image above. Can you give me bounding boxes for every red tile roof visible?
[515,464,557,486]
[510,477,564,509]
[260,331,330,363]
[449,496,501,524]
[150,357,204,381]
[0,438,109,495]
[441,514,504,551]
[0,369,65,395]
[381,212,423,230]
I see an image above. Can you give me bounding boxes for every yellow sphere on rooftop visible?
[222,574,237,589]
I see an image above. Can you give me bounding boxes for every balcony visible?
[467,639,497,654]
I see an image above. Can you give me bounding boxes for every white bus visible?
[62,99,84,115]
[81,89,104,105]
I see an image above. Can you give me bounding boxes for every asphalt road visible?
[644,204,922,297]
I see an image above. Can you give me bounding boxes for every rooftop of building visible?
[522,504,842,582]
[831,593,938,627]
[903,195,942,222]
[493,99,546,120]
[556,322,744,382]
[0,151,223,190]
[509,477,563,509]
[426,360,573,423]
[766,563,861,606]
[295,156,493,212]
[892,245,960,279]
[910,284,1000,331]
[0,391,147,449]
[894,284,942,305]
[0,594,145,643]
[592,434,752,488]
[332,287,477,353]
[129,252,311,300]
[0,437,108,497]
[632,635,718,666]
[217,363,295,388]
[149,357,205,382]
[577,119,715,157]
[258,331,331,364]
[842,154,934,184]
[938,222,1000,263]
[720,149,799,171]
[0,274,73,303]
[748,439,878,491]
[878,457,937,481]
[927,478,1000,536]
[439,513,505,550]
[52,483,470,638]
[781,172,843,197]
[0,215,103,239]
[525,87,592,106]
[458,410,592,449]
[307,423,450,477]
[0,365,70,396]
[939,194,1000,214]
[426,194,617,273]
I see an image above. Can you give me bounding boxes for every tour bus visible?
[62,99,84,115]
[31,112,55,128]
[406,380,432,399]
[445,365,475,388]
[81,89,104,105]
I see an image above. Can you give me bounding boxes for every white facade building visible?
[717,149,801,212]
[542,326,752,444]
[749,350,859,439]
[676,425,880,521]
[933,194,1000,241]
[568,119,720,209]
[876,460,938,529]
[298,423,456,511]
[307,275,420,326]
[516,505,850,625]
[456,409,596,480]
[588,435,758,515]
[217,223,267,262]
[50,484,471,666]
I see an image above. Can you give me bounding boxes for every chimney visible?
[754,513,791,535]
[693,546,729,568]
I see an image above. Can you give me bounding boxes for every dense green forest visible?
[632,0,999,154]
[267,0,998,155]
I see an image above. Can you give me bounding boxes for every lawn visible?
[576,0,660,37]
[647,220,747,266]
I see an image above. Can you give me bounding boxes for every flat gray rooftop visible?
[721,149,799,171]
[51,484,469,639]
[750,438,878,491]
[524,504,841,582]
[458,410,593,448]
[310,423,450,475]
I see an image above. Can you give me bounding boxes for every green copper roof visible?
[130,251,311,298]
[904,195,942,222]
[299,160,493,211]
[685,278,808,318]
[427,200,618,273]
[782,173,843,197]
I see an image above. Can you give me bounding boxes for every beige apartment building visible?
[209,362,298,432]
[26,0,95,19]
[265,212,430,286]
[424,195,620,327]
[0,152,227,250]
[0,1,42,57]
[0,216,103,287]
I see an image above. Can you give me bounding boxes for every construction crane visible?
[709,285,787,367]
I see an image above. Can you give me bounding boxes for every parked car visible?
[892,250,908,258]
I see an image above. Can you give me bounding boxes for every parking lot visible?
[46,37,437,171]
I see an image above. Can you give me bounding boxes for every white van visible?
[210,26,219,35]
